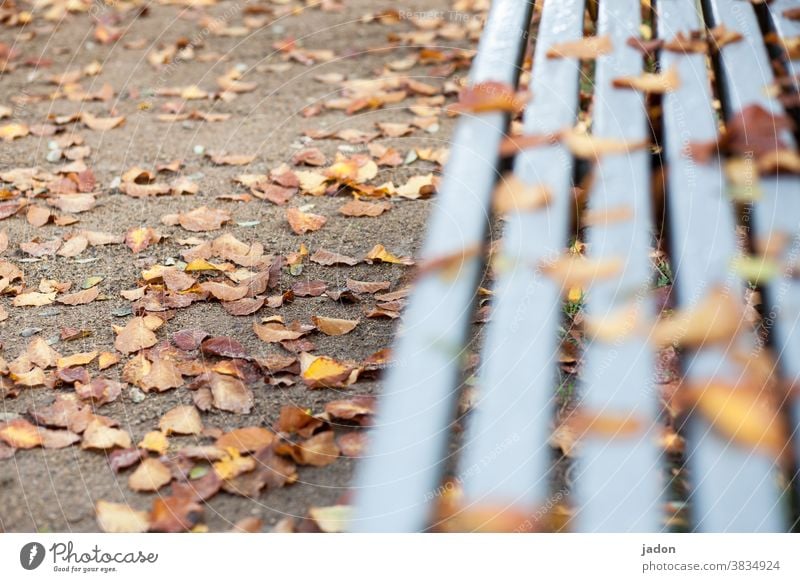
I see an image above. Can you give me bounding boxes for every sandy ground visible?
[0,0,473,532]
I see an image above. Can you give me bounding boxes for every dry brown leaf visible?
[540,254,623,289]
[138,430,169,455]
[58,285,100,306]
[96,501,149,533]
[81,419,132,450]
[0,419,43,449]
[56,235,89,257]
[300,353,354,389]
[216,427,274,453]
[310,248,359,266]
[346,278,390,293]
[560,127,649,159]
[114,317,158,354]
[27,205,51,227]
[200,281,249,302]
[82,111,125,131]
[312,316,359,336]
[159,405,203,435]
[365,244,413,265]
[57,350,98,369]
[125,227,161,253]
[13,291,57,307]
[308,505,351,532]
[141,358,184,392]
[178,206,231,232]
[128,458,173,492]
[286,207,327,234]
[683,380,789,460]
[149,496,203,533]
[209,372,254,413]
[253,321,305,343]
[651,288,745,348]
[339,199,391,217]
[447,81,526,114]
[208,152,256,166]
[612,66,681,93]
[546,35,613,59]
[493,175,551,214]
[26,337,61,368]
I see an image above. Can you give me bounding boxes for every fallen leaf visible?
[216,427,274,453]
[540,254,623,289]
[159,405,203,435]
[56,235,89,257]
[96,501,149,533]
[546,35,613,59]
[300,353,353,389]
[81,419,132,450]
[492,175,551,214]
[26,337,61,368]
[253,322,304,343]
[310,248,359,266]
[652,288,745,348]
[560,127,649,159]
[0,419,43,449]
[138,431,169,455]
[199,281,249,302]
[82,111,125,131]
[339,199,391,217]
[57,351,98,369]
[308,505,351,533]
[365,244,413,265]
[75,378,123,406]
[125,227,161,253]
[13,291,57,307]
[178,206,231,232]
[613,66,681,93]
[129,458,173,492]
[114,317,158,354]
[286,207,327,234]
[312,316,359,336]
[58,285,100,305]
[149,496,203,533]
[684,380,788,460]
[209,372,253,413]
[447,81,526,114]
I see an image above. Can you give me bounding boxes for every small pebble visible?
[109,176,121,189]
[46,149,62,162]
[128,387,146,404]
[193,145,205,155]
[20,327,43,337]
[112,306,133,317]
[38,307,62,317]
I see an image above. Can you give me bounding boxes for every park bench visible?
[349,0,800,532]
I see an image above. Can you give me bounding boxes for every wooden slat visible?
[453,0,586,517]
[767,0,800,89]
[705,0,800,516]
[657,0,786,532]
[571,0,662,532]
[349,0,535,533]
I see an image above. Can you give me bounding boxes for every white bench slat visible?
[707,0,800,517]
[572,0,663,532]
[454,0,586,518]
[350,0,535,533]
[659,0,787,532]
